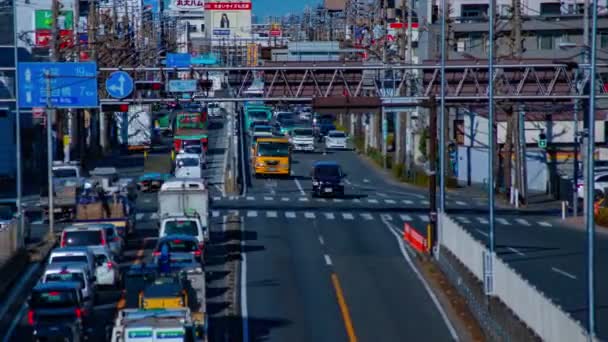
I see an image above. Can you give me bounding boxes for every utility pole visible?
[404,0,414,171]
[512,0,527,205]
[428,95,438,250]
[12,0,23,238]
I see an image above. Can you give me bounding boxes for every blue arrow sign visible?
[166,53,191,68]
[105,71,133,99]
[18,62,98,108]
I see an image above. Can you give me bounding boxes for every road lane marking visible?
[455,201,467,206]
[421,200,430,205]
[476,229,489,237]
[330,273,358,342]
[516,218,531,226]
[378,192,388,197]
[418,215,429,222]
[361,213,373,220]
[247,210,258,218]
[299,197,309,202]
[316,198,327,202]
[266,211,277,218]
[213,196,221,201]
[508,247,525,256]
[325,213,335,220]
[538,221,552,227]
[384,199,396,204]
[476,217,489,224]
[304,212,316,219]
[281,197,289,201]
[381,214,393,221]
[353,198,361,203]
[457,216,471,224]
[402,199,413,205]
[333,198,344,203]
[230,210,240,216]
[342,213,354,220]
[319,236,325,245]
[324,254,333,266]
[285,211,296,219]
[150,212,159,220]
[379,216,459,340]
[400,214,412,221]
[136,213,144,221]
[551,267,577,280]
[496,218,510,225]
[367,199,379,204]
[344,179,352,185]
[263,196,274,201]
[246,196,255,201]
[294,178,306,195]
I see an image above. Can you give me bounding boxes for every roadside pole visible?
[46,73,55,235]
[428,96,438,250]
[12,0,23,238]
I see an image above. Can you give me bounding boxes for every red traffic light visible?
[101,103,129,112]
[136,81,163,91]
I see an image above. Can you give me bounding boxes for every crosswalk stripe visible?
[281,197,289,201]
[285,211,296,218]
[538,221,552,227]
[229,210,239,216]
[402,200,414,205]
[304,212,316,219]
[496,218,510,225]
[400,214,412,221]
[476,217,489,224]
[353,198,361,203]
[333,198,344,203]
[299,197,309,202]
[264,196,274,201]
[136,213,144,221]
[213,196,221,201]
[247,210,258,218]
[418,215,429,222]
[324,213,335,220]
[384,199,396,204]
[516,218,531,226]
[457,216,471,224]
[367,199,379,204]
[266,211,278,218]
[455,201,467,206]
[316,198,327,202]
[212,211,220,218]
[150,213,159,220]
[421,200,430,205]
[246,196,255,201]
[342,213,354,220]
[361,213,373,220]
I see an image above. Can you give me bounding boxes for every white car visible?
[160,215,208,246]
[577,171,608,200]
[182,144,207,169]
[208,102,223,118]
[42,262,96,303]
[92,249,120,287]
[48,247,96,282]
[325,130,349,149]
[175,153,203,179]
[290,128,315,152]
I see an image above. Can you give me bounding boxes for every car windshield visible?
[63,230,102,246]
[94,253,108,265]
[103,227,116,239]
[329,132,346,138]
[0,205,15,220]
[160,239,198,252]
[30,290,79,309]
[51,255,88,264]
[257,142,290,157]
[315,166,341,178]
[165,220,199,236]
[184,145,202,154]
[177,158,199,167]
[45,272,85,289]
[249,111,268,120]
[293,129,313,136]
[255,126,273,133]
[53,169,77,178]
[182,140,201,148]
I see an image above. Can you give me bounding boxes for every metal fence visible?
[0,221,24,266]
[440,213,589,342]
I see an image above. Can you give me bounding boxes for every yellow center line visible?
[331,273,358,342]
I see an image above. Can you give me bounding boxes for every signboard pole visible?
[13,0,23,239]
[45,72,54,235]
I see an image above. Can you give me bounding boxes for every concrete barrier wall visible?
[0,222,22,267]
[440,213,589,342]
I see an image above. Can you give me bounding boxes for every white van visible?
[174,153,203,179]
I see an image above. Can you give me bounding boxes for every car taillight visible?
[113,237,120,242]
[100,236,106,246]
[75,308,82,319]
[107,261,113,269]
[198,243,204,251]
[153,251,160,256]
[27,310,34,325]
[60,232,66,247]
[194,250,202,256]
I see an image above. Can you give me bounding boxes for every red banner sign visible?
[403,223,428,253]
[269,29,281,37]
[389,22,420,29]
[35,30,74,48]
[204,2,251,10]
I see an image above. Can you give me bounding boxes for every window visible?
[189,24,197,32]
[537,33,558,50]
[63,230,103,246]
[51,255,87,264]
[164,220,199,236]
[200,24,205,31]
[500,5,511,17]
[461,4,488,19]
[600,31,608,49]
[540,3,561,15]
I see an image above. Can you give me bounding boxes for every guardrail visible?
[440,213,589,342]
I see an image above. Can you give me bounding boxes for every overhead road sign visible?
[105,71,134,99]
[191,54,218,65]
[166,53,191,68]
[18,62,98,108]
[168,80,197,92]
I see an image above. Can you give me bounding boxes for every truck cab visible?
[252,137,291,177]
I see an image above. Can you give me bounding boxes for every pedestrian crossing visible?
[212,194,471,207]
[132,210,555,228]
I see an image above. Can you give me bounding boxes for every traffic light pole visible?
[45,72,55,236]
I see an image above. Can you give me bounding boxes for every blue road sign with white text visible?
[18,62,98,108]
[166,53,191,68]
[168,80,197,92]
[105,71,134,99]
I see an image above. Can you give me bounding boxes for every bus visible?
[244,104,273,130]
[252,137,291,177]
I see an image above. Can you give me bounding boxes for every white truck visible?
[115,105,152,151]
[109,308,207,342]
[40,161,85,221]
[158,179,209,243]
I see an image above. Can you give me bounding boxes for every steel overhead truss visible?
[96,62,608,103]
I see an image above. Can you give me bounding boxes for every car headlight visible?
[256,163,265,167]
[313,181,319,186]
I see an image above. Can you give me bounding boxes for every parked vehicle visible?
[28,281,92,341]
[0,199,31,242]
[324,130,349,149]
[158,180,209,243]
[311,161,347,197]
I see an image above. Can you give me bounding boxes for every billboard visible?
[324,0,346,11]
[35,10,74,30]
[166,0,205,11]
[205,1,251,39]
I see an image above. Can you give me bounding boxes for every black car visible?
[311,161,347,197]
[28,281,91,341]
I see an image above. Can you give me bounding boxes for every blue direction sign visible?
[191,53,218,65]
[166,53,191,68]
[105,71,134,99]
[18,62,98,108]
[168,80,197,93]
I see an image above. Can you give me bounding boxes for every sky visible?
[252,0,320,17]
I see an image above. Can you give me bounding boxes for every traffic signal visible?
[538,132,547,149]
[135,81,163,91]
[101,103,129,112]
